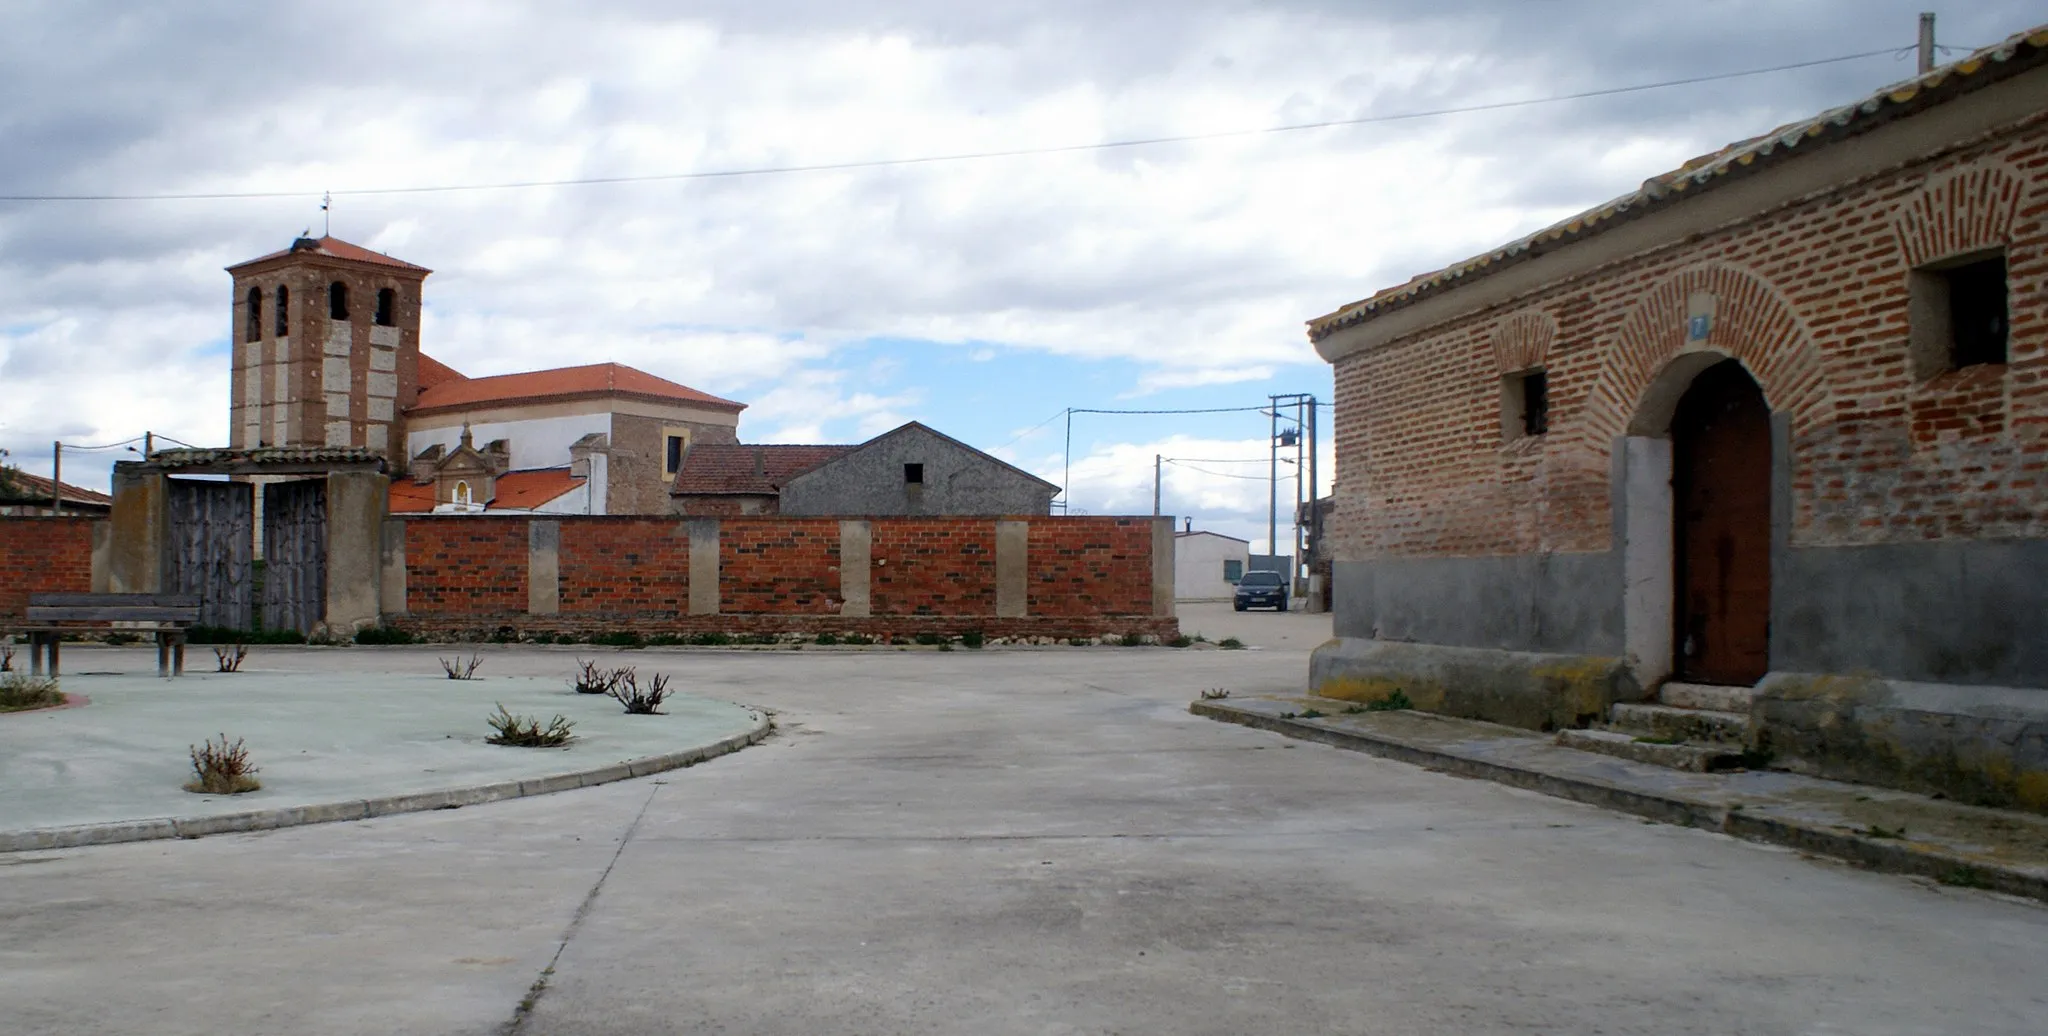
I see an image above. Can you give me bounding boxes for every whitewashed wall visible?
[1174,532,1250,601]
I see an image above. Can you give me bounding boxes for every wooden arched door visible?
[1672,360,1771,684]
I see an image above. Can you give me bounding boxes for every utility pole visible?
[1153,454,1161,517]
[49,440,61,516]
[1268,398,1279,561]
[1918,11,1936,73]
[143,431,153,458]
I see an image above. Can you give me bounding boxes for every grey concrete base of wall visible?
[1753,671,2048,814]
[0,714,771,854]
[1309,636,1641,732]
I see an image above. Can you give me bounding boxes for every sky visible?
[0,0,2039,548]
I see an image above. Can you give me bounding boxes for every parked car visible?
[1232,570,1289,612]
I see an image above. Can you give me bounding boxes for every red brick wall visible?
[871,520,996,616]
[559,518,689,617]
[721,518,840,613]
[1329,117,2048,562]
[402,517,529,616]
[392,515,1168,639]
[1027,518,1155,616]
[0,517,95,620]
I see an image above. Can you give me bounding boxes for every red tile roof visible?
[387,469,585,513]
[670,444,852,496]
[417,353,466,390]
[410,362,745,415]
[228,235,432,274]
[1308,24,2048,340]
[0,470,112,507]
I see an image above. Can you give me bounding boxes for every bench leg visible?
[172,635,186,677]
[157,635,170,678]
[46,636,59,678]
[29,633,44,677]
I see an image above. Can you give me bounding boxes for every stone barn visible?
[1308,27,2048,810]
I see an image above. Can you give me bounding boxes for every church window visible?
[329,281,349,320]
[375,288,396,327]
[246,287,262,341]
[453,480,473,507]
[275,285,289,336]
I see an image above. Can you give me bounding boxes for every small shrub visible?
[573,659,623,695]
[485,705,575,747]
[1199,688,1231,700]
[0,672,63,711]
[1167,635,1193,648]
[841,633,873,646]
[591,630,646,648]
[1298,708,1325,719]
[960,630,985,649]
[214,645,248,673]
[354,625,415,645]
[1343,704,1366,714]
[742,632,780,645]
[1938,867,1991,889]
[551,632,584,645]
[645,633,683,647]
[185,734,261,794]
[815,632,841,646]
[0,644,13,671]
[1367,689,1415,712]
[689,631,733,647]
[608,670,674,715]
[1218,637,1245,650]
[440,654,484,680]
[914,632,946,646]
[1120,632,1145,647]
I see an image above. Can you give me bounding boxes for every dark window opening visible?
[246,287,262,341]
[275,285,289,336]
[904,463,924,484]
[1947,255,2008,368]
[665,435,685,475]
[374,287,396,327]
[1223,559,1244,583]
[328,281,349,320]
[1521,369,1549,436]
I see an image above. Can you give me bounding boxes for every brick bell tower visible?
[225,236,432,466]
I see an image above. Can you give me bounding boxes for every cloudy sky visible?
[1,0,2038,546]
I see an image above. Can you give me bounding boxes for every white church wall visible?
[407,411,611,472]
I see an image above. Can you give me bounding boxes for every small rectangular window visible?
[1910,250,2010,378]
[1502,368,1549,441]
[1224,559,1243,583]
[665,435,685,475]
[904,463,924,484]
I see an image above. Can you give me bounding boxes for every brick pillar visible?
[687,518,720,615]
[323,470,386,634]
[528,519,561,616]
[995,519,1029,618]
[838,520,871,617]
[107,464,168,594]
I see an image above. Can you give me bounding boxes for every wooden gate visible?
[167,479,254,630]
[262,479,328,635]
[1673,360,1772,685]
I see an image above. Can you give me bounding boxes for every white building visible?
[1174,529,1251,602]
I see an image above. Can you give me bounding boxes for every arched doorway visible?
[1670,360,1771,684]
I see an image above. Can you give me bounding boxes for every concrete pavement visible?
[2,643,2044,1035]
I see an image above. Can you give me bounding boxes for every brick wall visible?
[1329,117,2048,562]
[392,514,1172,639]
[0,517,95,620]
[402,518,529,616]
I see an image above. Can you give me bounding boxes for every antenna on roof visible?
[1917,12,1936,74]
[321,191,331,237]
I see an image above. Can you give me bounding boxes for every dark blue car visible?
[1233,570,1289,612]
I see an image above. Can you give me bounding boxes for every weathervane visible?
[321,191,331,237]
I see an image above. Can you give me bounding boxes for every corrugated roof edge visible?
[1306,24,2048,342]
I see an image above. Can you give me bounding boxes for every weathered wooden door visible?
[167,479,254,630]
[1672,360,1772,685]
[262,479,328,635]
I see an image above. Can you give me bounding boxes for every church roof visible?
[417,353,466,390]
[228,235,432,274]
[409,362,745,415]
[387,468,585,513]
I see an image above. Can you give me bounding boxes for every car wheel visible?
[1276,597,1289,612]
[1233,602,1246,612]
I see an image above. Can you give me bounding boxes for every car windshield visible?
[1239,572,1283,587]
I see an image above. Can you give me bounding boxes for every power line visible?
[0,47,1900,204]
[1165,459,1296,482]
[992,408,1070,452]
[1073,405,1275,416]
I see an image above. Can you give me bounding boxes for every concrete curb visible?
[1190,700,2048,904]
[0,713,772,854]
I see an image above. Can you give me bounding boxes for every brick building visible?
[1308,27,2048,808]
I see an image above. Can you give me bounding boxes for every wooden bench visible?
[11,593,202,677]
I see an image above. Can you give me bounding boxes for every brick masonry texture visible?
[1330,119,2048,563]
[0,518,95,620]
[394,515,1171,639]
